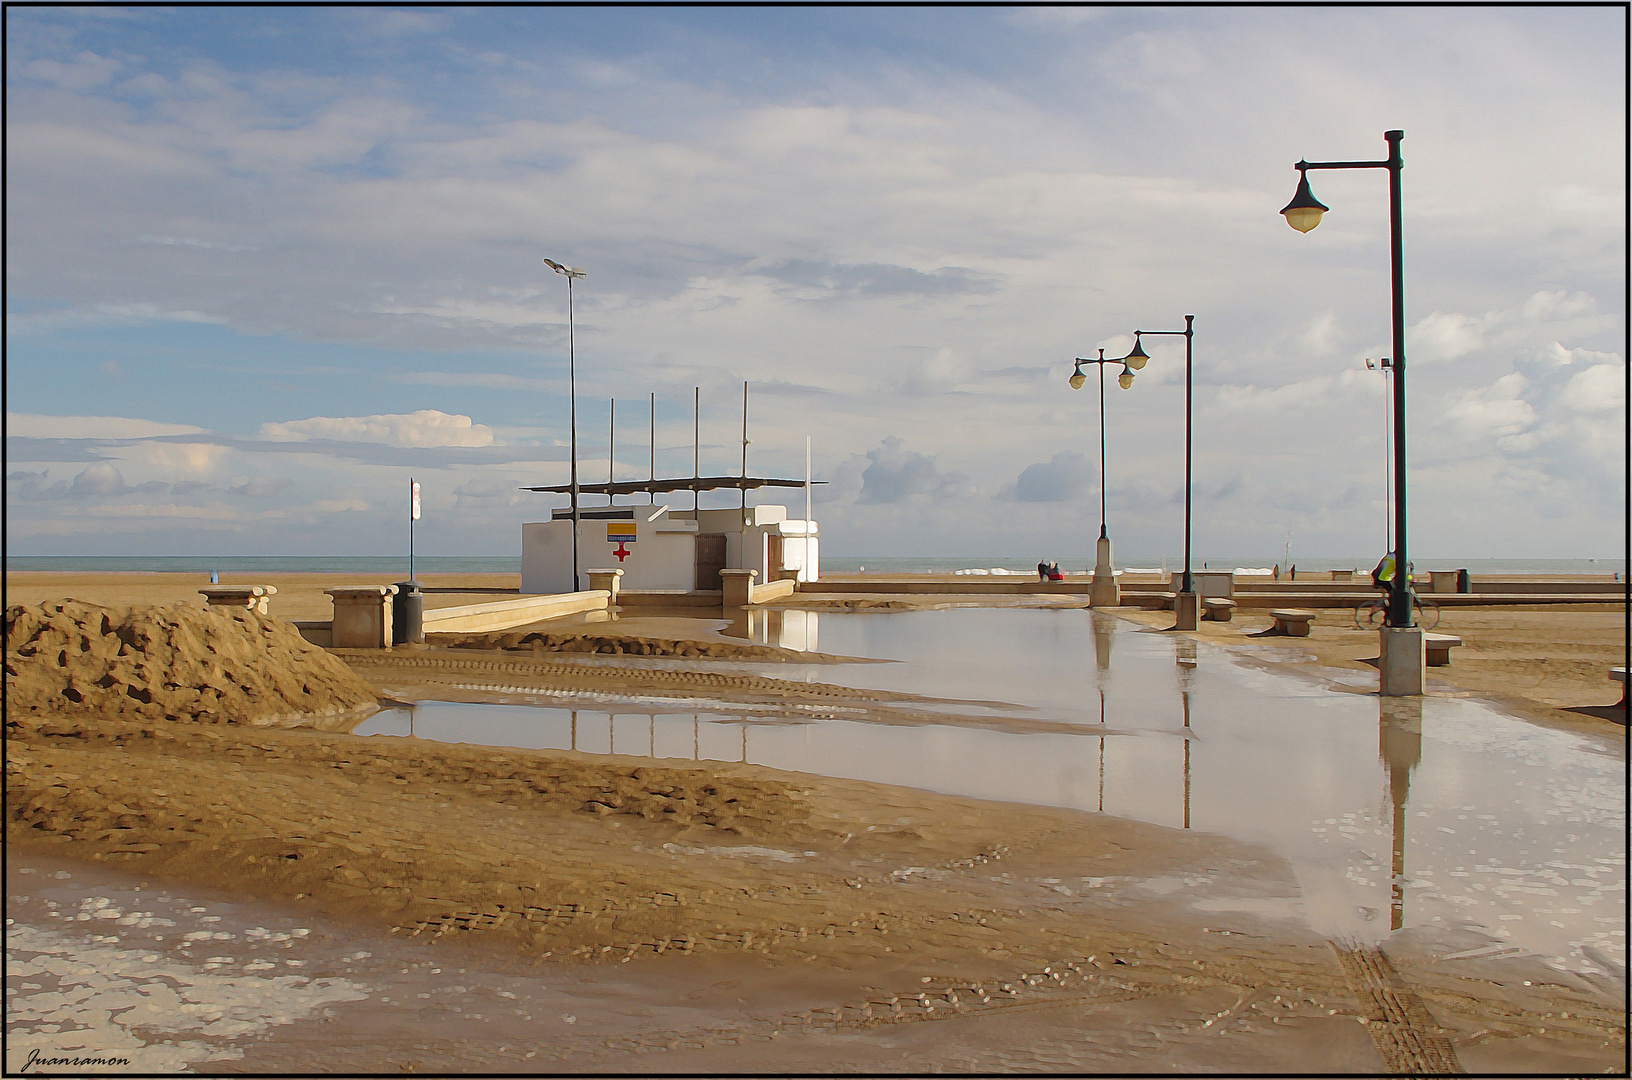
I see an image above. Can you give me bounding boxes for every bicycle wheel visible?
[1356,599,1387,630]
[1414,597,1441,630]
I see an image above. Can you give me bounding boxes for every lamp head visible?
[1280,170,1328,233]
[545,258,587,279]
[1069,361,1086,390]
[1117,368,1135,390]
[1122,336,1150,370]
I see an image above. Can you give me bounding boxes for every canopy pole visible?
[693,386,700,521]
[741,381,749,512]
[649,391,656,505]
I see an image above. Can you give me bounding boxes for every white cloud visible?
[5,413,207,440]
[258,410,495,448]
[1555,362,1625,415]
[1445,372,1536,440]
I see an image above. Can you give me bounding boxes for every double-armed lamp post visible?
[1281,129,1421,694]
[1070,318,1195,628]
[1069,348,1142,607]
[545,257,587,593]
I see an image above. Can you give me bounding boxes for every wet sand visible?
[5,572,1626,1071]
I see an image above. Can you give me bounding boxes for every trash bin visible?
[1456,568,1470,594]
[393,580,424,644]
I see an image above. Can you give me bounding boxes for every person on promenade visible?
[1037,560,1048,581]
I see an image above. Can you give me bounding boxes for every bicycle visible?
[1354,591,1440,630]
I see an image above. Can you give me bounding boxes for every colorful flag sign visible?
[606,521,637,542]
[410,481,422,521]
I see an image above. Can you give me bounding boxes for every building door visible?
[766,533,783,578]
[694,534,728,591]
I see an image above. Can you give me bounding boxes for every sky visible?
[5,6,1626,561]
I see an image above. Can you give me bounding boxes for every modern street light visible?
[1069,348,1138,606]
[545,257,587,592]
[1116,316,1197,629]
[1282,130,1420,693]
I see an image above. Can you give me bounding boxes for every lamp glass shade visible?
[1123,339,1150,370]
[1118,369,1135,390]
[1280,173,1328,233]
[1069,370,1086,390]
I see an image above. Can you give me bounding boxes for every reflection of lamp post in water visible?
[1091,612,1115,813]
[1378,698,1423,931]
[1176,639,1197,830]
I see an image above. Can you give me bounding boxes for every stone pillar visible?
[200,585,278,615]
[1173,591,1201,631]
[720,568,757,610]
[587,568,624,602]
[1378,626,1425,696]
[326,586,397,649]
[1090,533,1120,607]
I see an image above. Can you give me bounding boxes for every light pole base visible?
[1378,626,1425,696]
[1173,592,1200,631]
[1090,534,1120,607]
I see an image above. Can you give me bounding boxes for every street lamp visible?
[545,257,587,592]
[1281,130,1420,692]
[1069,348,1137,607]
[1116,317,1197,629]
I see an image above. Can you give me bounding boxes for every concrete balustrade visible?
[587,568,625,602]
[200,585,277,615]
[720,568,758,609]
[326,586,396,649]
[420,591,610,635]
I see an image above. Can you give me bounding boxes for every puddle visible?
[354,608,1625,973]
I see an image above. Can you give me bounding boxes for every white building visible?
[521,499,819,595]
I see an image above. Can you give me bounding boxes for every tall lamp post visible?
[545,258,587,592]
[1282,130,1422,694]
[1069,348,1141,607]
[1118,315,1198,630]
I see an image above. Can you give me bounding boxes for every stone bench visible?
[1268,609,1316,636]
[200,585,277,615]
[1129,591,1177,611]
[1202,597,1237,622]
[1425,633,1463,667]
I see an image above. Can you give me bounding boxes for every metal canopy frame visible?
[523,475,824,498]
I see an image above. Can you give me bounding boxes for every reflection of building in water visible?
[1091,611,1115,673]
[723,608,818,651]
[1378,697,1424,930]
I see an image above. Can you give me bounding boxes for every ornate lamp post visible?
[1282,130,1422,694]
[545,258,587,593]
[1117,316,1199,630]
[1069,348,1141,606]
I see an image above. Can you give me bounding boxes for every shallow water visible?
[355,608,1626,976]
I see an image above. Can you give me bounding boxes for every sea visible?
[5,555,1624,576]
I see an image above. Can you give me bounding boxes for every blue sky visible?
[6,7,1625,559]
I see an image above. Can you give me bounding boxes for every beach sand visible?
[5,572,1626,1071]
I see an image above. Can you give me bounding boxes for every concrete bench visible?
[1133,591,1177,611]
[1330,568,1354,582]
[1268,609,1317,636]
[1425,632,1463,667]
[1612,667,1628,708]
[1202,597,1237,622]
[200,585,277,615]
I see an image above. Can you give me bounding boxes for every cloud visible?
[258,410,496,448]
[1555,361,1625,414]
[5,413,206,440]
[749,260,998,299]
[69,462,125,496]
[1005,451,1091,502]
[857,436,972,504]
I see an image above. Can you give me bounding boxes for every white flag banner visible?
[410,481,422,521]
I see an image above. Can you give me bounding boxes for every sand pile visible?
[5,601,380,727]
